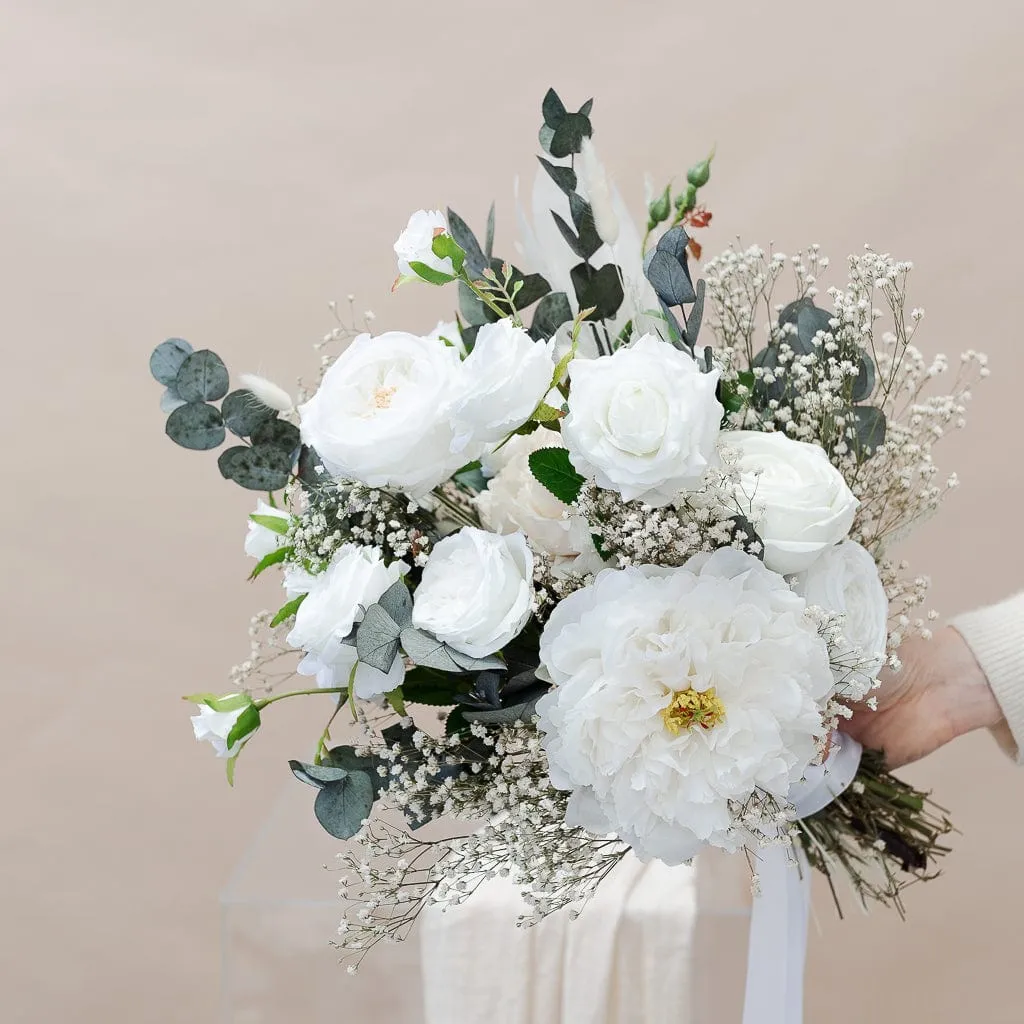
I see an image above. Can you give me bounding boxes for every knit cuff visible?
[951,592,1024,764]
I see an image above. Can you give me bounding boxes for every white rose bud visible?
[721,430,858,574]
[287,544,406,698]
[425,319,465,356]
[298,331,469,497]
[244,499,290,560]
[412,527,534,658]
[452,319,554,449]
[191,695,260,759]
[794,539,889,699]
[394,209,455,279]
[562,334,722,505]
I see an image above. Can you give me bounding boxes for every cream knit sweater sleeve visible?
[951,592,1024,762]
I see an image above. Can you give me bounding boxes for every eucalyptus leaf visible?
[551,212,583,258]
[851,405,887,456]
[538,156,577,194]
[175,349,230,403]
[778,298,833,356]
[457,671,503,710]
[323,746,386,797]
[549,113,592,159]
[159,386,187,414]
[542,87,567,128]
[463,696,542,725]
[684,279,706,347]
[538,123,555,154]
[578,98,594,117]
[568,193,602,259]
[570,263,624,322]
[250,418,301,459]
[644,249,697,307]
[289,760,350,788]
[355,604,402,673]
[149,337,194,385]
[488,260,550,310]
[654,225,690,263]
[528,447,586,505]
[217,444,293,491]
[530,291,573,341]
[222,389,276,438]
[165,401,225,451]
[377,579,413,628]
[399,628,494,673]
[446,208,488,278]
[851,350,877,403]
[314,771,374,840]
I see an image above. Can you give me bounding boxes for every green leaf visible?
[684,279,706,348]
[174,349,230,403]
[408,260,456,286]
[446,208,488,277]
[221,389,276,438]
[532,402,564,422]
[250,418,301,458]
[185,691,252,712]
[570,263,624,322]
[459,280,489,327]
[313,771,375,839]
[541,87,567,128]
[270,593,306,628]
[430,232,466,275]
[720,370,756,414]
[851,406,887,457]
[538,123,555,155]
[160,386,186,414]
[568,193,602,260]
[165,401,226,451]
[225,703,261,750]
[289,760,350,787]
[851,350,877,403]
[377,579,413,629]
[484,202,495,259]
[463,697,541,726]
[530,291,573,342]
[401,666,464,707]
[355,604,402,673]
[150,338,194,385]
[217,444,294,491]
[248,545,293,580]
[551,212,583,258]
[400,628,504,673]
[538,156,577,194]
[528,447,586,505]
[549,113,592,159]
[249,513,290,535]
[644,249,696,307]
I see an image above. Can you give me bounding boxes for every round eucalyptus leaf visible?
[217,443,293,490]
[159,386,187,414]
[221,389,276,438]
[250,417,301,456]
[288,759,349,788]
[175,349,230,403]
[165,401,225,451]
[313,771,375,840]
[851,350,877,403]
[851,405,887,457]
[149,338,193,385]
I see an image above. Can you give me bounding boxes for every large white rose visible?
[298,331,468,497]
[561,334,722,506]
[394,209,454,278]
[720,430,858,575]
[794,539,888,700]
[536,548,833,862]
[411,527,534,658]
[287,544,406,699]
[452,319,554,450]
[244,499,289,560]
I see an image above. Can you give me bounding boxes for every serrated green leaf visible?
[430,233,466,275]
[551,337,577,385]
[225,703,261,751]
[248,545,293,580]
[270,593,306,628]
[532,402,564,422]
[408,260,456,286]
[528,447,586,505]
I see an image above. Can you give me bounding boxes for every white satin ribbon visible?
[741,733,863,1024]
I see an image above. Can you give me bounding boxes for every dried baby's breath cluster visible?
[228,610,299,695]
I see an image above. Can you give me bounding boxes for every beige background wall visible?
[3,1,1023,1020]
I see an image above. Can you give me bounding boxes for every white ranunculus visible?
[720,430,859,575]
[297,331,468,497]
[795,540,889,700]
[425,319,465,356]
[452,319,554,449]
[536,548,833,862]
[561,334,722,506]
[191,702,257,759]
[287,544,406,698]
[244,499,289,560]
[394,209,453,278]
[412,527,534,658]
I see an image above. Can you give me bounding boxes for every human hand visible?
[842,626,1003,768]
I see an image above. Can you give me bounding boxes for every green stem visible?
[254,687,346,710]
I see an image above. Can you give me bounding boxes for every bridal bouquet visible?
[151,89,980,1014]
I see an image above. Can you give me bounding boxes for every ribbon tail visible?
[741,844,811,1024]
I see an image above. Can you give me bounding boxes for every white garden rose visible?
[191,701,258,759]
[795,539,889,700]
[720,430,859,575]
[425,319,465,356]
[452,319,554,449]
[287,544,406,699]
[244,499,289,560]
[394,209,454,278]
[536,548,833,863]
[561,334,722,506]
[298,331,468,497]
[412,527,534,658]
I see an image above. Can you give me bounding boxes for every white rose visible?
[452,319,554,449]
[536,548,833,863]
[287,544,406,698]
[244,499,289,560]
[720,430,859,575]
[412,527,534,658]
[425,319,465,356]
[191,700,259,759]
[298,331,468,497]
[561,334,722,506]
[394,209,454,278]
[795,540,889,699]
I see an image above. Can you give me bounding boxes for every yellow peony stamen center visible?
[661,687,726,735]
[373,385,398,409]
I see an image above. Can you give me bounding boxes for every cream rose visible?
[411,527,534,658]
[561,334,722,506]
[720,430,858,574]
[394,209,454,279]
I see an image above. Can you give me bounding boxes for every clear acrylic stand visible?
[221,783,751,1023]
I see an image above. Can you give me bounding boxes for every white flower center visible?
[604,380,668,456]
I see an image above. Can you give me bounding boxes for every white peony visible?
[561,334,722,506]
[297,331,468,497]
[412,527,534,658]
[536,548,833,863]
[795,539,889,699]
[451,319,554,449]
[287,544,406,699]
[191,702,257,759]
[720,430,859,575]
[394,209,454,279]
[244,499,289,560]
